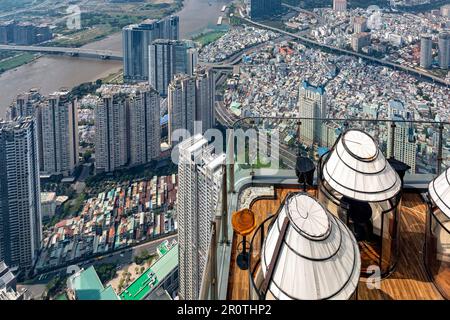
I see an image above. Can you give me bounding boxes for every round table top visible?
[232,208,257,237]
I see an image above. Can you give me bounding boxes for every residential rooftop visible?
[120,244,178,301]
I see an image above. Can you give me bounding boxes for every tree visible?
[83,150,93,163]
[96,263,117,284]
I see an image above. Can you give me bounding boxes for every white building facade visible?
[0,117,42,272]
[177,134,225,300]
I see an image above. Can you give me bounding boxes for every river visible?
[0,0,232,117]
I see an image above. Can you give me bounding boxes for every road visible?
[212,32,302,170]
[0,44,122,60]
[34,233,178,280]
[215,101,297,169]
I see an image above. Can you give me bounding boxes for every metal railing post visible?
[390,122,396,159]
[297,121,302,155]
[343,121,349,132]
[227,129,235,193]
[221,164,229,244]
[210,221,218,300]
[437,124,444,175]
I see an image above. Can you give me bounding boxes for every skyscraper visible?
[298,81,327,146]
[351,32,371,52]
[441,4,450,18]
[95,85,129,172]
[177,134,225,300]
[95,84,161,172]
[122,16,179,83]
[8,89,42,120]
[353,17,368,34]
[387,113,417,173]
[40,91,79,177]
[187,47,199,76]
[438,32,450,70]
[420,34,433,69]
[8,90,44,170]
[167,68,216,145]
[167,74,196,144]
[250,0,282,20]
[194,66,215,133]
[0,117,42,272]
[129,84,161,166]
[149,39,194,96]
[333,0,347,12]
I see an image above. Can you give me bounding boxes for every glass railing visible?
[228,117,450,188]
[198,164,231,300]
[201,116,450,300]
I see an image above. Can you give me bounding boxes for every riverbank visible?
[0,0,233,116]
[0,52,39,75]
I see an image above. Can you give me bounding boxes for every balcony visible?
[227,186,443,300]
[199,116,450,300]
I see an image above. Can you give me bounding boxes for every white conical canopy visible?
[429,168,450,218]
[261,193,361,300]
[322,129,401,202]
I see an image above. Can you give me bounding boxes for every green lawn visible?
[192,31,227,46]
[51,25,114,48]
[0,52,37,74]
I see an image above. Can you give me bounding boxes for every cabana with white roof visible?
[249,192,361,300]
[425,168,450,299]
[317,129,402,276]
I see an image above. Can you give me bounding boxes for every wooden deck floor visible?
[226,187,444,300]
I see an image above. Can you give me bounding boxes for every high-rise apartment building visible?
[351,32,371,52]
[298,81,327,146]
[387,113,416,173]
[123,16,179,83]
[149,39,195,96]
[95,86,129,172]
[441,4,450,18]
[420,34,433,69]
[438,32,450,70]
[0,21,14,44]
[353,17,367,34]
[95,84,161,172]
[168,74,196,144]
[321,121,341,149]
[194,67,215,133]
[167,68,215,145]
[8,89,42,120]
[0,21,52,45]
[333,0,347,12]
[0,117,42,273]
[250,0,282,20]
[177,134,225,300]
[128,84,161,166]
[187,48,199,77]
[40,91,79,177]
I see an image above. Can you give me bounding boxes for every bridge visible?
[0,44,123,61]
[0,44,237,70]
